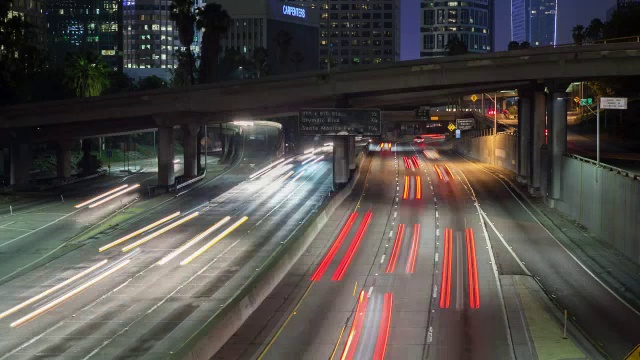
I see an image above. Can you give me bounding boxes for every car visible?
[413,136,424,143]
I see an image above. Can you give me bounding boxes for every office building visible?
[46,0,123,70]
[420,0,494,57]
[511,0,557,47]
[122,0,181,79]
[6,0,46,49]
[607,0,640,20]
[198,0,319,75]
[281,0,401,69]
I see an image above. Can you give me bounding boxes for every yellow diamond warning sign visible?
[448,123,456,132]
[471,94,478,102]
[624,344,640,359]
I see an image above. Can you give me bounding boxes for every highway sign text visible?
[299,108,381,136]
[600,97,628,110]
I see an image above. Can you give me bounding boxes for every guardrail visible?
[565,153,640,180]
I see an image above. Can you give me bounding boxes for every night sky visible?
[400,0,618,60]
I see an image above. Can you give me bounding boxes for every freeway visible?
[217,141,640,360]
[0,125,334,358]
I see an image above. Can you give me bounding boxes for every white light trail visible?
[180,216,249,265]
[157,216,231,265]
[99,212,181,252]
[121,212,200,252]
[88,184,141,208]
[75,185,129,208]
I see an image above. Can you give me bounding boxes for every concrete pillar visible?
[0,148,7,179]
[10,143,32,186]
[347,136,356,170]
[517,93,532,183]
[530,90,546,194]
[56,140,73,179]
[181,124,198,178]
[333,137,349,189]
[548,91,568,204]
[157,127,175,188]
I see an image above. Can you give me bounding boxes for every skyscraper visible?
[511,0,557,47]
[46,0,122,70]
[607,0,640,21]
[420,0,494,57]
[6,0,46,50]
[281,0,401,69]
[122,0,182,79]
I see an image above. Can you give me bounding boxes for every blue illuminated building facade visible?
[204,0,319,75]
[511,0,557,46]
[46,0,123,70]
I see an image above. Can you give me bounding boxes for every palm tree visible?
[251,46,269,78]
[274,30,293,64]
[169,0,196,85]
[507,41,520,50]
[290,50,304,72]
[196,3,231,83]
[572,25,585,44]
[519,41,531,49]
[64,52,110,97]
[445,36,468,56]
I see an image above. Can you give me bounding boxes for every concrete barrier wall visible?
[556,156,640,264]
[455,133,518,173]
[173,152,370,360]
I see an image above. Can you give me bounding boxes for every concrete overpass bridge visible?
[2,41,640,192]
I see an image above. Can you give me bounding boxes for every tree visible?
[445,36,468,56]
[196,3,231,83]
[170,0,196,85]
[507,41,520,50]
[171,49,198,87]
[290,50,304,72]
[219,47,248,80]
[250,46,269,78]
[572,25,586,44]
[64,52,110,97]
[519,41,531,49]
[604,4,640,39]
[585,18,605,41]
[274,30,293,64]
[105,71,135,94]
[137,75,168,90]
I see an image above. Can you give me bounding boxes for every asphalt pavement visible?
[0,125,335,359]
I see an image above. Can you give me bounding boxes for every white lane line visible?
[427,327,433,344]
[479,209,531,275]
[456,232,463,310]
[0,322,64,360]
[380,255,386,264]
[0,227,32,232]
[389,231,393,238]
[433,285,438,298]
[475,200,516,360]
[435,211,438,218]
[0,221,16,228]
[435,253,438,263]
[393,212,397,218]
[367,286,374,297]
[0,209,81,249]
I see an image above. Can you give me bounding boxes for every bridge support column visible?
[10,143,31,186]
[56,140,73,179]
[181,124,198,178]
[333,137,349,189]
[530,90,546,195]
[157,127,175,188]
[547,90,568,207]
[517,91,532,183]
[348,136,356,170]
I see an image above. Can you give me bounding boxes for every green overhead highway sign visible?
[579,98,593,106]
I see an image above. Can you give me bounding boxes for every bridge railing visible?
[565,153,640,181]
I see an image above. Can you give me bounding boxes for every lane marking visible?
[0,209,82,249]
[479,210,531,275]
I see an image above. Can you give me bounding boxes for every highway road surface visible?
[0,125,334,358]
[217,141,640,360]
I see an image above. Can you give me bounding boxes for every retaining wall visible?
[556,156,640,264]
[455,133,518,173]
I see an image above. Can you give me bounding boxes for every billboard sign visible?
[456,118,475,130]
[600,97,628,110]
